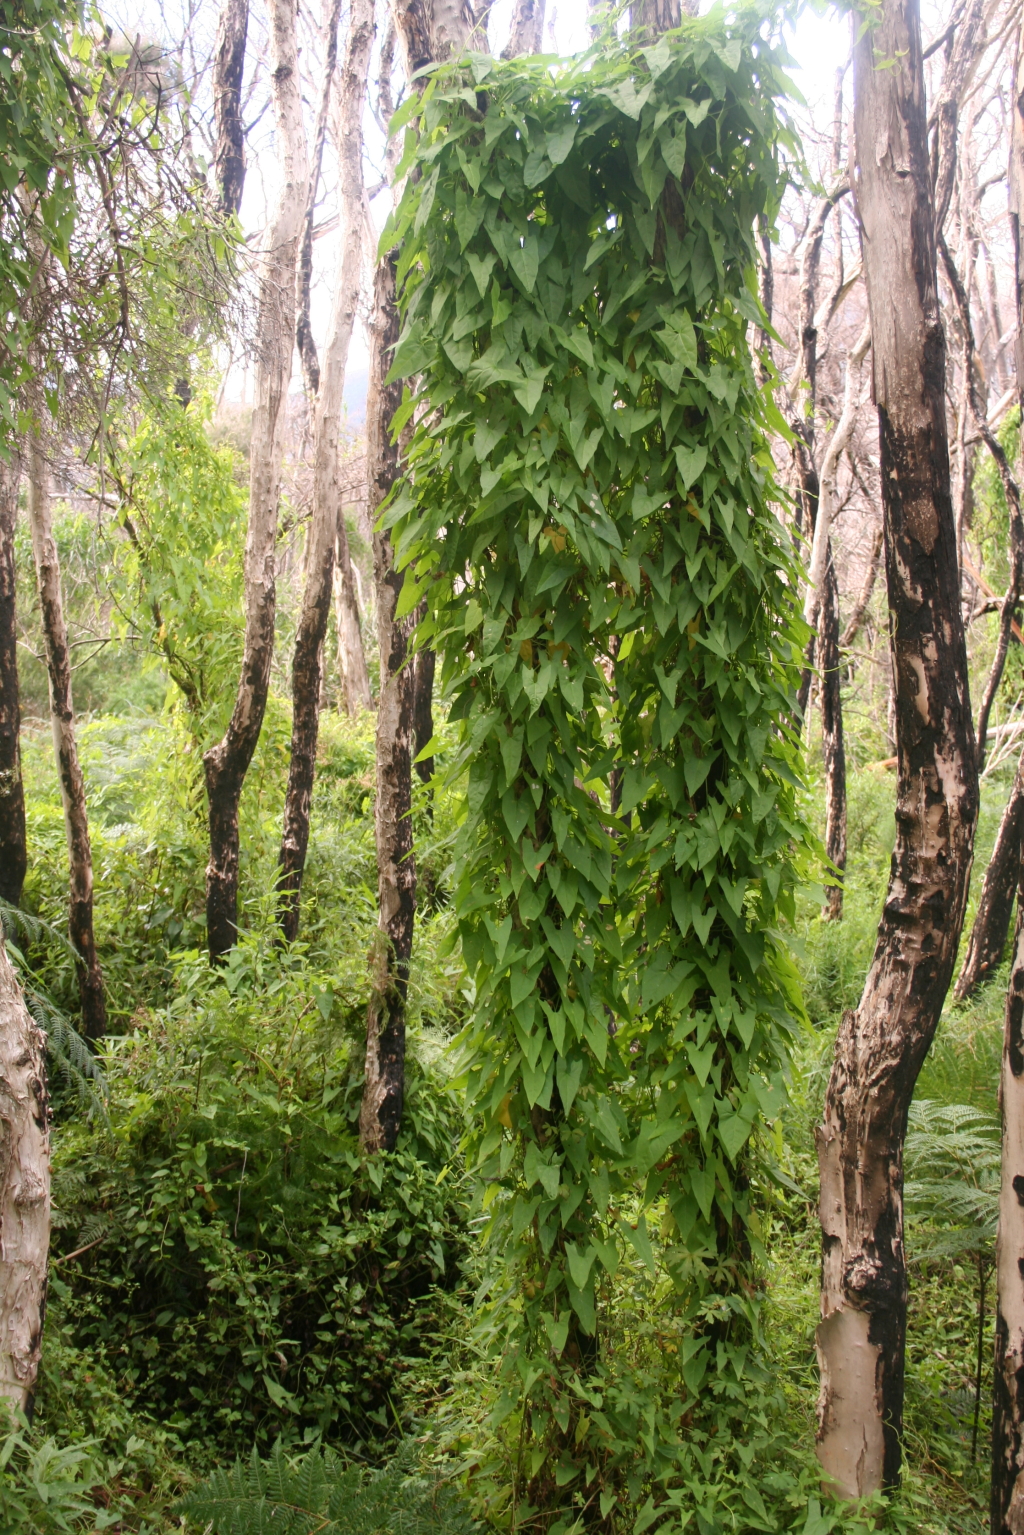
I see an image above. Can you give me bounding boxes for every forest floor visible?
[0,701,1011,1533]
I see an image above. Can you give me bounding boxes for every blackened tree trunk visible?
[359,252,417,1154]
[0,930,49,1411]
[203,0,308,962]
[358,0,476,1151]
[278,0,375,942]
[25,429,106,1039]
[956,758,1024,1004]
[413,642,435,784]
[820,547,847,922]
[0,453,26,908]
[989,22,1024,1531]
[815,0,978,1499]
[213,0,249,217]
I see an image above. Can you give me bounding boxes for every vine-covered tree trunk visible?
[25,429,106,1039]
[820,546,846,921]
[334,511,372,715]
[0,453,26,908]
[278,0,374,942]
[956,758,1024,1003]
[990,19,1024,1530]
[203,0,308,962]
[212,0,249,217]
[0,931,49,1411]
[815,0,978,1498]
[359,252,417,1154]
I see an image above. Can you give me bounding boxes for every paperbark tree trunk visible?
[278,0,375,942]
[25,431,106,1040]
[990,25,1024,1530]
[334,510,372,715]
[359,252,417,1154]
[955,756,1024,1004]
[212,0,249,217]
[0,453,26,909]
[203,0,308,963]
[503,0,546,56]
[815,0,978,1499]
[0,932,49,1413]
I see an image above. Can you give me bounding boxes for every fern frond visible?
[21,987,109,1124]
[177,1441,477,1535]
[0,898,77,963]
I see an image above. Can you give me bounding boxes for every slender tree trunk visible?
[203,0,308,962]
[0,453,26,908]
[841,520,883,652]
[295,0,345,400]
[0,932,49,1412]
[358,0,475,1151]
[278,0,375,942]
[25,431,106,1040]
[413,641,435,784]
[956,756,1024,1005]
[359,252,417,1154]
[212,0,249,217]
[821,545,847,921]
[815,0,978,1499]
[334,508,372,714]
[990,25,1024,1529]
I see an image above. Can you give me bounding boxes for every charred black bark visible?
[820,544,847,921]
[956,759,1024,1003]
[213,0,249,217]
[815,0,978,1498]
[359,252,417,1154]
[0,454,25,908]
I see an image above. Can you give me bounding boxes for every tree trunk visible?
[359,251,417,1154]
[990,17,1024,1526]
[841,520,883,652]
[413,641,435,784]
[212,0,249,217]
[815,0,978,1499]
[503,0,546,56]
[358,0,475,1151]
[821,544,847,921]
[295,0,345,400]
[334,510,372,714]
[278,0,375,942]
[0,453,26,909]
[203,0,308,962]
[955,756,1024,1004]
[25,430,106,1040]
[0,932,49,1413]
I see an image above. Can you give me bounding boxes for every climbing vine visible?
[385,12,815,1525]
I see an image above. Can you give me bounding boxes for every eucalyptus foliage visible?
[384,10,814,1521]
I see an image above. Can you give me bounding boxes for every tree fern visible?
[177,1442,478,1535]
[0,898,107,1121]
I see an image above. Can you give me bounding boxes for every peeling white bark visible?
[0,934,49,1411]
[803,321,870,632]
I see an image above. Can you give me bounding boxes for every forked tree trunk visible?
[0,932,49,1412]
[815,0,978,1499]
[359,252,417,1154]
[25,430,106,1040]
[990,20,1024,1531]
[840,520,883,653]
[203,0,308,962]
[820,547,847,921]
[335,509,372,715]
[212,0,249,217]
[956,757,1024,1004]
[0,453,26,908]
[278,0,375,942]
